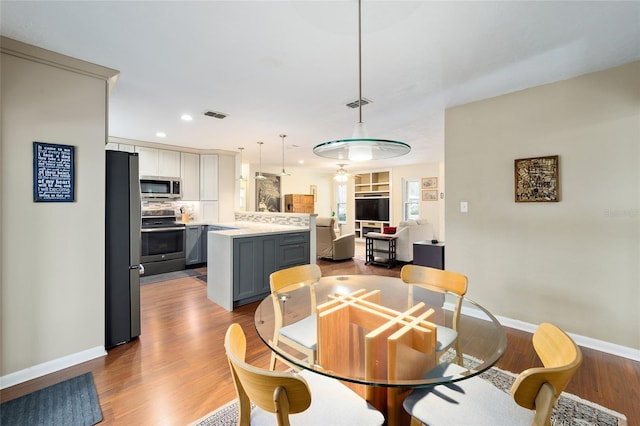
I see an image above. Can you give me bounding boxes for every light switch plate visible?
[460,201,468,213]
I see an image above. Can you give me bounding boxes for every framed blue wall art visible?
[33,141,76,202]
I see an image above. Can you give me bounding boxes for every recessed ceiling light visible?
[298,160,305,164]
[156,131,166,138]
[181,114,193,121]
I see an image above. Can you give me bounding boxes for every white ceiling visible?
[2,1,639,173]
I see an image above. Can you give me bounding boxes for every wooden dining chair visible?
[403,322,583,426]
[269,263,321,370]
[224,323,385,426]
[400,264,468,365]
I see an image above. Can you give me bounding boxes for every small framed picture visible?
[421,177,437,189]
[422,190,438,201]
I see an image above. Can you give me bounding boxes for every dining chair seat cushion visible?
[436,325,457,352]
[250,369,385,425]
[278,315,317,350]
[404,368,535,425]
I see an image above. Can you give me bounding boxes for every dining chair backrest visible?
[270,263,321,314]
[400,265,469,366]
[511,322,583,424]
[400,264,468,297]
[224,323,312,426]
[400,265,468,328]
[269,263,321,370]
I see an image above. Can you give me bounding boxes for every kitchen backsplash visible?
[142,200,197,218]
[234,212,310,228]
[142,201,312,227]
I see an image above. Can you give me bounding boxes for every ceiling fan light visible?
[334,164,350,182]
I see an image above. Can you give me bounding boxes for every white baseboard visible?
[444,302,640,362]
[0,346,106,390]
[496,315,640,362]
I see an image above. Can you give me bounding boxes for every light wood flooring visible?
[2,257,639,425]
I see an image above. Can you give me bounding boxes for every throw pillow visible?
[383,226,396,235]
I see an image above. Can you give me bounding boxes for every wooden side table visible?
[365,235,397,268]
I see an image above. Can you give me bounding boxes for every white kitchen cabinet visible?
[135,146,159,176]
[135,146,181,177]
[217,154,236,222]
[158,149,181,177]
[105,142,134,152]
[200,154,219,200]
[180,152,200,201]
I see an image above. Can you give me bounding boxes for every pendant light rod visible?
[279,134,290,176]
[312,0,411,161]
[358,0,363,125]
[256,141,266,180]
[237,147,246,181]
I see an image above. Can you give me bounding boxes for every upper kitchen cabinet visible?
[105,142,134,152]
[200,154,219,200]
[135,146,181,177]
[180,152,200,201]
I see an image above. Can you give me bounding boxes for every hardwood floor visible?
[2,257,639,425]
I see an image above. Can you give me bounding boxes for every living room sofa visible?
[366,219,434,263]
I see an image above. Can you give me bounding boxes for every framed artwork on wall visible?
[514,155,559,202]
[33,141,75,202]
[421,177,438,189]
[422,190,438,201]
[255,172,281,212]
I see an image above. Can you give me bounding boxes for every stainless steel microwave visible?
[140,177,182,199]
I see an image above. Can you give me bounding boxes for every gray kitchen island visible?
[207,212,316,311]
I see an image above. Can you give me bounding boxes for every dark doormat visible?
[196,274,207,284]
[1,372,102,426]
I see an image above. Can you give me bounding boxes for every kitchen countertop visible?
[180,221,309,238]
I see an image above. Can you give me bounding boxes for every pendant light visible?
[237,147,247,181]
[255,141,266,180]
[334,164,349,182]
[279,134,291,176]
[313,0,410,162]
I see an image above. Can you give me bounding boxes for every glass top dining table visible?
[254,274,507,425]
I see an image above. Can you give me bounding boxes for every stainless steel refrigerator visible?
[105,150,142,348]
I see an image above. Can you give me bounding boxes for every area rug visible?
[189,368,627,426]
[140,269,200,285]
[0,372,102,426]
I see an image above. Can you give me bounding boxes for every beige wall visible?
[1,38,117,379]
[445,61,639,349]
[389,163,444,239]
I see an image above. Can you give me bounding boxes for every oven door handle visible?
[141,227,185,232]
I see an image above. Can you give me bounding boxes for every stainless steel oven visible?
[141,209,185,275]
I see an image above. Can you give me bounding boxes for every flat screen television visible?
[355,197,389,222]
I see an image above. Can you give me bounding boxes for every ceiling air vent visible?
[346,98,371,109]
[204,111,228,119]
